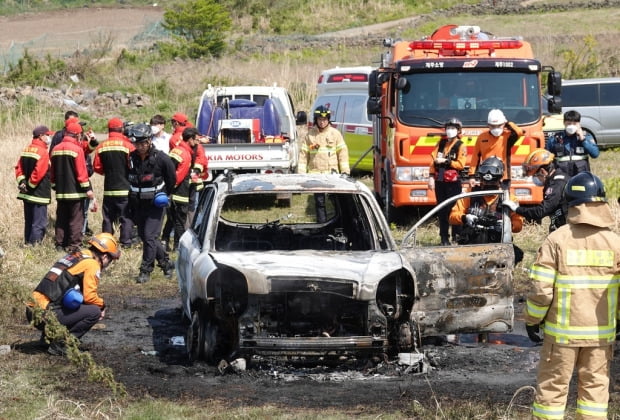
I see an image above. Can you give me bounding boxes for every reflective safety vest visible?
[526,205,620,346]
[34,253,85,308]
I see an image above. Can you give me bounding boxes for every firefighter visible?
[15,125,53,246]
[526,172,620,420]
[546,110,599,177]
[162,127,200,252]
[28,232,120,355]
[502,148,569,232]
[468,109,523,188]
[50,122,95,252]
[92,118,136,248]
[449,156,524,262]
[127,124,176,284]
[298,105,350,175]
[428,118,467,245]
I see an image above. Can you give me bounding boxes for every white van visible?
[561,78,620,146]
[311,66,374,173]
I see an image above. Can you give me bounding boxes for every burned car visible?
[177,174,515,363]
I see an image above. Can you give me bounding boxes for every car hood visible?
[210,250,406,297]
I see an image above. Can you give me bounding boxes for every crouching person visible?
[27,232,120,355]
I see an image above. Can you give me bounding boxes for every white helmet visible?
[487,109,507,125]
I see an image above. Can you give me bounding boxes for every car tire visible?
[187,308,205,363]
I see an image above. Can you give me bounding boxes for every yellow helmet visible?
[88,232,121,260]
[523,148,554,176]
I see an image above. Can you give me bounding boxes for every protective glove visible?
[505,121,523,147]
[435,157,447,165]
[465,214,478,227]
[428,177,435,190]
[18,181,28,193]
[525,323,542,343]
[502,199,518,212]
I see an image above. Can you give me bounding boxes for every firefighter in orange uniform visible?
[28,233,120,355]
[526,172,620,420]
[468,109,523,188]
[449,156,524,262]
[428,118,467,245]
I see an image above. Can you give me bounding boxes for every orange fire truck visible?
[367,24,562,220]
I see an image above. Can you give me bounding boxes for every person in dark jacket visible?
[502,149,569,232]
[93,118,135,247]
[127,124,176,283]
[545,110,599,177]
[50,122,95,252]
[15,125,54,245]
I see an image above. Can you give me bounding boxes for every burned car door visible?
[178,185,218,319]
[400,190,515,337]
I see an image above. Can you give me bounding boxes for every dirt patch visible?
[14,284,620,415]
[13,287,546,414]
[0,7,164,55]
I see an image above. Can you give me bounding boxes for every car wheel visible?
[186,309,205,363]
[204,315,239,365]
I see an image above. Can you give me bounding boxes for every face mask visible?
[565,124,578,135]
[445,128,458,139]
[490,127,503,137]
[151,125,161,135]
[532,176,545,187]
[42,135,51,145]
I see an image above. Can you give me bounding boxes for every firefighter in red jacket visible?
[50,122,95,252]
[168,112,193,150]
[93,118,136,247]
[29,232,120,355]
[15,125,54,245]
[163,127,200,252]
[526,172,620,420]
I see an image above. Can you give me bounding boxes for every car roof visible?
[214,173,370,194]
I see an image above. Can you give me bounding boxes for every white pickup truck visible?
[196,85,307,179]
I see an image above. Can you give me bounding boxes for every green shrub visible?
[161,0,232,59]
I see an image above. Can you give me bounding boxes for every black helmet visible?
[444,117,462,131]
[477,156,504,182]
[127,123,152,143]
[313,105,331,123]
[564,171,606,207]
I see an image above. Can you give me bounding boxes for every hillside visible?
[0,0,619,121]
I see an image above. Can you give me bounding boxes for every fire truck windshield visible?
[397,72,540,127]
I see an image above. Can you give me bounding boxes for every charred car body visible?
[177,173,515,363]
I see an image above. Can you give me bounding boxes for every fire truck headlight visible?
[396,167,429,181]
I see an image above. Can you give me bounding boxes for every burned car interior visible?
[214,192,389,252]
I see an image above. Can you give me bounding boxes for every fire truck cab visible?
[368,24,562,221]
